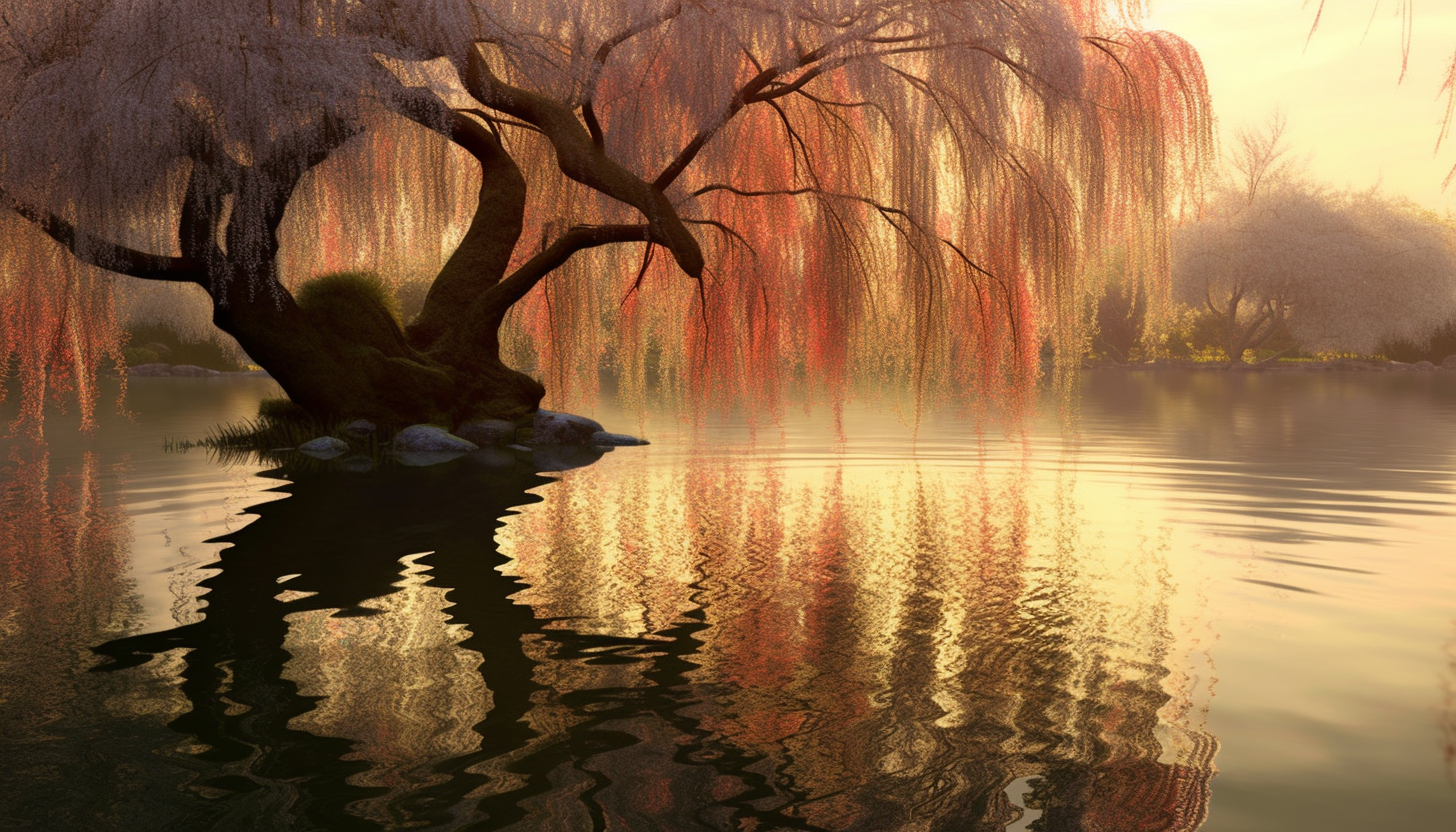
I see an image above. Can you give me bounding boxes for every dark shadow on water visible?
[89,446,1219,831]
[93,456,559,829]
[89,453,841,831]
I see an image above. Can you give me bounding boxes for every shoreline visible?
[1081,357,1456,373]
[121,358,1456,381]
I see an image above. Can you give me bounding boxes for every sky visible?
[1142,0,1456,213]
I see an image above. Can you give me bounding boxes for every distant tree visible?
[1092,280,1147,362]
[1228,110,1296,206]
[0,1,1210,432]
[1087,247,1148,363]
[1174,186,1456,362]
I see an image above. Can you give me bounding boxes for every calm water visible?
[2,371,1454,830]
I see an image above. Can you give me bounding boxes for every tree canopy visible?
[0,1,1211,434]
[1174,185,1456,361]
[1172,115,1456,363]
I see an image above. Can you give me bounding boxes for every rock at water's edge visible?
[527,410,604,445]
[1441,355,1456,370]
[129,363,222,377]
[299,436,348,459]
[592,431,649,446]
[392,425,479,453]
[343,419,376,439]
[456,419,517,447]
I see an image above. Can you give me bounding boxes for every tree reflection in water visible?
[94,447,1216,831]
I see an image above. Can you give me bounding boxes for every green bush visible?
[296,271,410,356]
[1091,282,1146,362]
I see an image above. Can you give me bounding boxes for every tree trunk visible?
[192,115,551,429]
[11,82,685,429]
[210,261,544,427]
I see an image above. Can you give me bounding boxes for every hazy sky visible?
[1143,0,1456,212]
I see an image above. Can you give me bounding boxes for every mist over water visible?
[2,371,1454,830]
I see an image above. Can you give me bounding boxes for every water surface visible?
[2,371,1453,830]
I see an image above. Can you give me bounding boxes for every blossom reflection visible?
[499,447,1218,830]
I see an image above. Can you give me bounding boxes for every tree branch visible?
[653,65,780,190]
[1,186,208,285]
[408,111,529,349]
[579,2,685,146]
[179,163,227,265]
[463,43,703,279]
[685,184,913,222]
[483,224,652,321]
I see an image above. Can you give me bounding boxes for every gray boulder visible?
[342,419,376,439]
[299,436,349,459]
[527,410,604,445]
[1415,360,1437,371]
[456,418,517,447]
[1442,355,1456,370]
[391,424,478,467]
[591,431,649,446]
[392,424,479,453]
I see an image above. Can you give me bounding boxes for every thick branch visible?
[1,186,208,285]
[464,44,703,279]
[408,112,528,348]
[428,223,652,367]
[482,224,652,327]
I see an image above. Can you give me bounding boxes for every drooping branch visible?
[0,186,208,285]
[257,113,363,242]
[218,113,362,270]
[175,111,239,268]
[179,162,231,267]
[463,44,704,279]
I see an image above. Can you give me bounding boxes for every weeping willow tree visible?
[0,0,1210,431]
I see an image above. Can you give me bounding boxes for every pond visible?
[2,371,1454,830]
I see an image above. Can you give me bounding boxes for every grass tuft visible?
[176,396,386,467]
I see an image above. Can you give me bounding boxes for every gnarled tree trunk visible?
[201,113,551,427]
